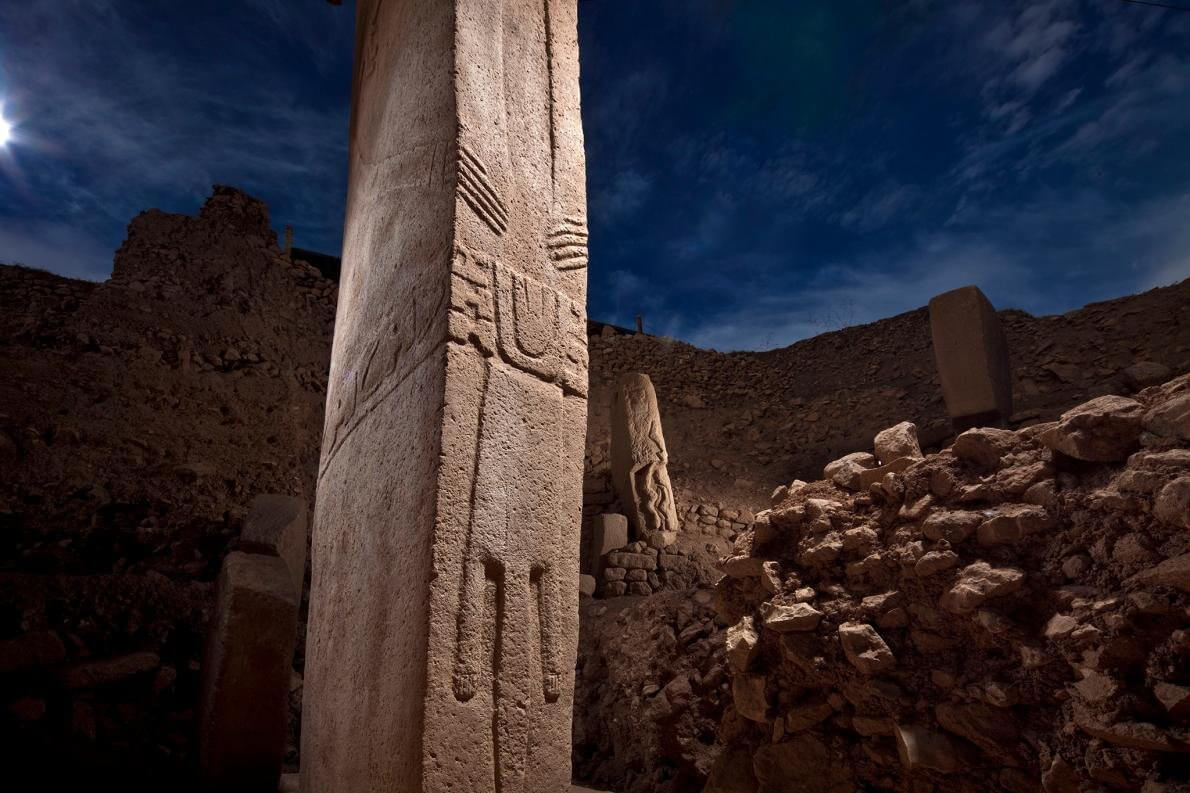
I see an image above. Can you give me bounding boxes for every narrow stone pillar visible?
[198,552,299,790]
[611,373,680,548]
[301,1,588,791]
[240,494,307,598]
[928,285,1012,431]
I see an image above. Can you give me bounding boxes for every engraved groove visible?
[458,147,509,220]
[458,167,510,227]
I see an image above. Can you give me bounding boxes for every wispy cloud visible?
[0,0,351,277]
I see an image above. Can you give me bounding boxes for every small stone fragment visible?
[941,561,1025,614]
[838,622,896,675]
[761,602,824,633]
[874,421,923,465]
[726,616,759,673]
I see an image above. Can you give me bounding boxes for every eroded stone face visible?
[611,372,681,547]
[928,285,1012,430]
[301,1,588,790]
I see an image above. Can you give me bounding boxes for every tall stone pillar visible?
[928,285,1013,431]
[611,373,680,548]
[301,2,588,791]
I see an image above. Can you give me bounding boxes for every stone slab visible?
[928,285,1012,429]
[241,493,307,597]
[198,551,299,790]
[591,512,629,560]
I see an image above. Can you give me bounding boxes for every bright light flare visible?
[0,115,10,147]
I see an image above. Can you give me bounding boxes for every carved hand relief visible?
[547,216,588,271]
[449,245,588,397]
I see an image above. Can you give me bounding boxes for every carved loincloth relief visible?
[449,244,587,398]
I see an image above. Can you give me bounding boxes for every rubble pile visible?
[573,591,728,793]
[708,375,1190,792]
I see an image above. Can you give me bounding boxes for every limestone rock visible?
[874,421,923,465]
[921,509,982,544]
[240,493,307,597]
[726,616,759,673]
[1154,477,1190,530]
[733,674,769,722]
[1039,395,1145,461]
[823,452,877,491]
[953,427,1017,468]
[578,574,596,597]
[761,603,824,633]
[977,503,1053,545]
[611,373,681,539]
[591,513,629,559]
[1127,553,1190,592]
[1144,393,1190,441]
[941,561,1025,614]
[893,723,962,774]
[1124,361,1171,389]
[58,651,160,690]
[838,622,895,675]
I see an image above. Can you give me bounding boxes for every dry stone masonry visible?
[301,1,589,791]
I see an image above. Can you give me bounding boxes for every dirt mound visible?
[0,186,335,784]
[707,375,1190,792]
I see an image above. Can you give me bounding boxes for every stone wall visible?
[0,187,335,784]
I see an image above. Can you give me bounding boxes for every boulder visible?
[893,724,962,774]
[761,603,824,633]
[977,504,1053,545]
[940,561,1025,614]
[838,622,895,675]
[874,421,923,465]
[823,452,878,491]
[1127,553,1190,593]
[726,616,760,673]
[733,674,769,722]
[953,427,1017,468]
[1143,393,1190,441]
[591,513,629,559]
[1038,395,1145,461]
[1154,477,1190,530]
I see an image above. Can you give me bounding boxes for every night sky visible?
[2,1,1188,350]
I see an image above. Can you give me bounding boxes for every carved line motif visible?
[318,272,449,480]
[547,216,588,271]
[457,145,509,236]
[449,245,588,397]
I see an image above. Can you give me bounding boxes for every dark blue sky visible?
[2,1,1188,350]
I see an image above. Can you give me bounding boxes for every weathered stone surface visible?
[928,285,1012,428]
[1039,395,1145,461]
[874,421,922,465]
[838,622,895,675]
[733,674,769,722]
[726,616,759,673]
[607,551,657,570]
[591,513,629,561]
[1127,553,1190,592]
[977,503,1053,545]
[301,2,589,790]
[612,373,680,544]
[922,509,982,544]
[761,602,823,633]
[953,427,1017,467]
[578,574,596,597]
[893,723,962,774]
[240,493,307,596]
[57,651,160,690]
[1154,477,1190,530]
[1144,393,1190,441]
[823,451,877,490]
[940,561,1025,614]
[199,552,298,789]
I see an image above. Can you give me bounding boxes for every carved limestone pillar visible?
[611,372,680,548]
[301,1,588,790]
